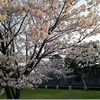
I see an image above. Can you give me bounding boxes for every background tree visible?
[0,0,100,99]
[65,41,100,90]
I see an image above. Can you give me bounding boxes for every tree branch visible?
[5,10,29,49]
[30,44,37,60]
[48,1,66,34]
[35,39,47,59]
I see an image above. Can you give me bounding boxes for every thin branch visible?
[11,18,22,29]
[35,39,47,59]
[30,44,37,60]
[48,1,66,34]
[5,10,29,49]
[0,32,6,55]
[0,21,8,31]
[40,50,54,58]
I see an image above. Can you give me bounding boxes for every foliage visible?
[65,41,100,89]
[65,41,100,73]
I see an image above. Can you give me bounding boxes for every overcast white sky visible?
[84,34,100,42]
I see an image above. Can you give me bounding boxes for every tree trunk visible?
[81,77,88,91]
[4,86,21,99]
[4,86,14,99]
[15,88,21,99]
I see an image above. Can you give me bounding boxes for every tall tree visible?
[0,0,100,99]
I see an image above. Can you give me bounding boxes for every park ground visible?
[0,88,100,99]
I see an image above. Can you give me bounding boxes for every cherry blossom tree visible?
[65,41,100,90]
[0,0,100,99]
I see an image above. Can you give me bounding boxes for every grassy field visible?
[0,88,100,99]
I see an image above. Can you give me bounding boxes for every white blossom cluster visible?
[0,56,43,89]
[67,41,100,66]
[46,55,67,79]
[0,70,42,89]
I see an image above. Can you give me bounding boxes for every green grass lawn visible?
[0,88,100,99]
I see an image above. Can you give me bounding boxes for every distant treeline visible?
[40,75,100,87]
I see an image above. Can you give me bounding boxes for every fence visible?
[38,85,100,90]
